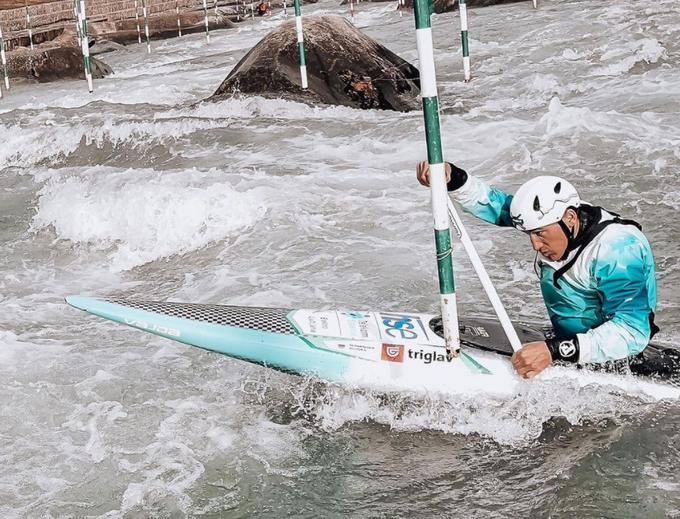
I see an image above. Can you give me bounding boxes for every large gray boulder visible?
[209,15,420,111]
[5,46,112,82]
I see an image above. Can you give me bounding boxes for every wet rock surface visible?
[5,46,112,82]
[209,15,420,111]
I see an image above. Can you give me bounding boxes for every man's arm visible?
[575,229,656,364]
[416,161,514,227]
[446,164,515,228]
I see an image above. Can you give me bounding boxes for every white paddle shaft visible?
[447,198,522,352]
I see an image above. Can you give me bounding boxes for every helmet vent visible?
[554,182,562,194]
[533,196,540,211]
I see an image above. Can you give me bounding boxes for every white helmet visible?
[510,176,581,231]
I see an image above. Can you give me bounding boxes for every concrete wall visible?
[0,0,217,34]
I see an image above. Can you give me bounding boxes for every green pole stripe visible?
[413,0,431,29]
[298,42,306,66]
[461,31,469,57]
[294,0,301,16]
[435,229,455,293]
[422,97,443,164]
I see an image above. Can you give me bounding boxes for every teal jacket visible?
[451,175,657,364]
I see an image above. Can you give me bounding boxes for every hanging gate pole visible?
[202,0,211,42]
[293,0,308,89]
[25,6,34,50]
[459,0,471,81]
[134,0,142,44]
[176,0,182,37]
[142,0,151,53]
[412,0,460,357]
[76,0,94,92]
[0,24,9,93]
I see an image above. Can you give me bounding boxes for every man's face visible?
[528,222,568,261]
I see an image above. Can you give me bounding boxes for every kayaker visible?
[416,161,659,379]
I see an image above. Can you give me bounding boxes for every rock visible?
[90,40,128,56]
[209,15,420,111]
[403,0,528,14]
[5,46,113,82]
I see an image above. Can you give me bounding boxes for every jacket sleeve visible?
[450,174,515,227]
[576,229,656,364]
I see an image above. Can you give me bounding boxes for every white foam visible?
[31,167,268,271]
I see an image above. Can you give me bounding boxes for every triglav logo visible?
[381,343,404,363]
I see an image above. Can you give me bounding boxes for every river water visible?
[1,0,679,516]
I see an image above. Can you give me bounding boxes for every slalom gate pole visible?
[293,0,307,89]
[459,0,470,81]
[412,0,460,357]
[176,0,182,36]
[532,0,537,8]
[25,6,34,50]
[399,0,403,18]
[202,0,211,42]
[447,199,522,351]
[250,2,254,19]
[283,0,287,17]
[0,24,10,92]
[73,0,82,40]
[77,0,93,92]
[134,0,142,43]
[350,0,354,23]
[142,0,151,52]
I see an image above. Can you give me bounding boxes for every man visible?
[416,161,658,379]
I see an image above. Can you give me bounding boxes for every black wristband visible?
[446,163,469,192]
[546,336,580,363]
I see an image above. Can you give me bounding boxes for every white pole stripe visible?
[295,17,303,41]
[460,3,468,30]
[300,65,308,89]
[0,25,9,91]
[430,164,449,230]
[416,29,438,98]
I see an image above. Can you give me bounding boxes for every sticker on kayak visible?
[379,312,431,342]
[381,343,405,363]
[290,310,381,340]
[309,339,381,362]
[289,310,440,346]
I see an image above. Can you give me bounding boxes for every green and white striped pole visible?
[459,0,470,81]
[142,0,151,53]
[0,24,10,93]
[176,0,182,36]
[77,0,94,92]
[413,0,460,356]
[293,0,307,89]
[134,0,142,44]
[202,0,211,42]
[283,0,287,17]
[25,6,34,50]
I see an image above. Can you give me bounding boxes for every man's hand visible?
[511,341,553,379]
[416,161,452,187]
